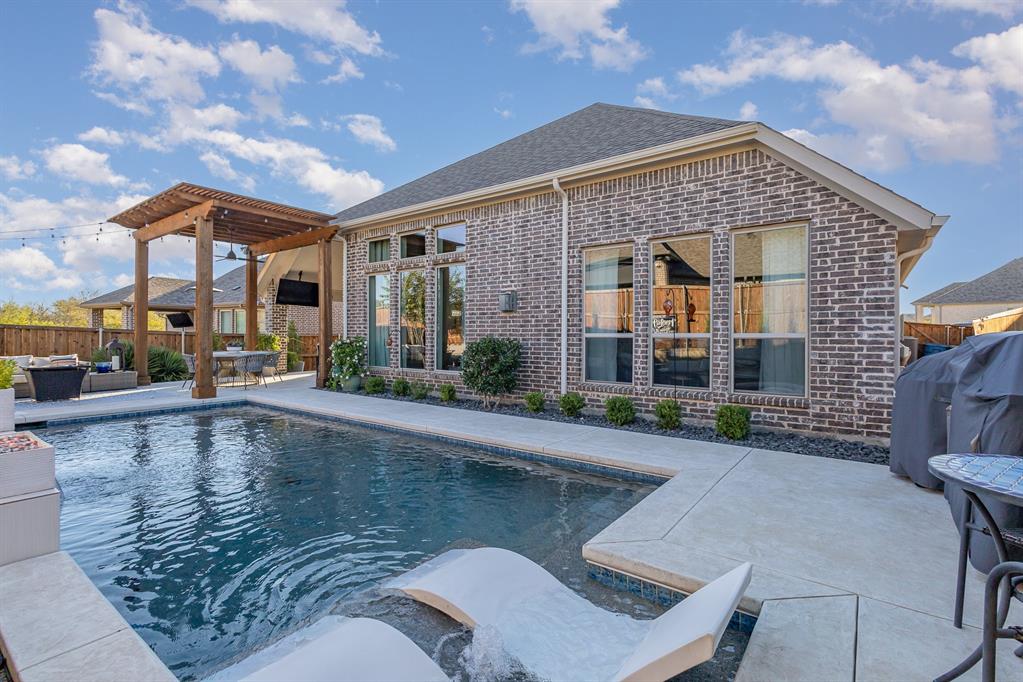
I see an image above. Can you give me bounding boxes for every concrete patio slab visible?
[734,595,856,682]
[18,628,175,682]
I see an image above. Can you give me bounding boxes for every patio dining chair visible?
[240,353,268,389]
[262,351,283,382]
[182,354,196,389]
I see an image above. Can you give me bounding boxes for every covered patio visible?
[108,183,338,397]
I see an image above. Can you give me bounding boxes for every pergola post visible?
[244,256,258,351]
[317,237,333,388]
[192,216,216,398]
[133,238,150,386]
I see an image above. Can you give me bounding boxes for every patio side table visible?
[24,365,89,401]
[928,454,1023,682]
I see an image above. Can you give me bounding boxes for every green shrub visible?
[439,383,457,402]
[392,378,411,396]
[461,337,521,408]
[328,336,367,388]
[410,381,430,400]
[256,333,281,352]
[716,404,751,440]
[559,392,586,417]
[0,359,16,390]
[605,396,635,426]
[523,391,545,413]
[286,321,303,371]
[148,346,189,383]
[654,399,682,430]
[91,347,111,364]
[364,376,386,394]
[212,331,226,352]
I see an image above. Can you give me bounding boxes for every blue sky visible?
[1,0,1020,311]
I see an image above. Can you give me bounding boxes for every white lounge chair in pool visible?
[387,547,752,682]
[207,616,448,682]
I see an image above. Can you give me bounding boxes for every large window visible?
[436,223,466,254]
[650,235,711,388]
[732,224,807,396]
[583,245,634,383]
[219,309,236,334]
[400,231,426,259]
[436,264,465,370]
[368,238,389,263]
[400,270,426,369]
[368,274,390,367]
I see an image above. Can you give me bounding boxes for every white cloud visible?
[494,107,514,119]
[0,155,36,180]
[342,114,396,152]
[94,91,153,115]
[78,127,126,146]
[678,27,1023,170]
[219,39,300,92]
[200,151,256,192]
[0,246,83,291]
[953,24,1023,96]
[482,25,495,44]
[633,76,676,108]
[90,3,221,105]
[739,101,759,120]
[917,0,1021,19]
[187,0,383,55]
[43,143,132,188]
[323,57,364,84]
[112,272,135,287]
[510,0,647,71]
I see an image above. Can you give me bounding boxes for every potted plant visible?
[328,336,367,391]
[91,348,113,373]
[0,359,17,432]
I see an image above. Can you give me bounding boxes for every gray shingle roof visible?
[333,103,744,223]
[82,266,260,309]
[912,258,1023,305]
[81,277,193,308]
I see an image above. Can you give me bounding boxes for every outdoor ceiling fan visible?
[215,228,260,263]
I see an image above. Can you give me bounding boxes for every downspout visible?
[894,233,935,372]
[553,178,569,395]
[341,236,348,339]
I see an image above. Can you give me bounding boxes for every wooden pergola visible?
[109,182,337,397]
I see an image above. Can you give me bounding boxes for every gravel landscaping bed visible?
[324,388,890,466]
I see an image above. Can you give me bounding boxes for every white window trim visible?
[581,242,635,385]
[368,273,390,368]
[648,233,713,391]
[728,222,810,398]
[435,263,466,372]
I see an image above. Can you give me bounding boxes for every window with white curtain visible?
[731,224,807,396]
[583,245,634,383]
[650,236,711,388]
[368,274,390,367]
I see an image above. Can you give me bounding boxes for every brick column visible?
[265,280,289,371]
[89,309,105,328]
[121,305,133,330]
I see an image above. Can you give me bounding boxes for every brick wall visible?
[344,148,899,439]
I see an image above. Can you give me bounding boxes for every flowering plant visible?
[328,336,367,388]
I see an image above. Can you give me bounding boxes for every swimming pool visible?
[46,406,662,680]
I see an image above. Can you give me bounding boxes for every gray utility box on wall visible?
[498,291,517,313]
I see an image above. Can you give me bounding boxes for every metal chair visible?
[240,353,268,389]
[182,354,196,389]
[262,351,283,382]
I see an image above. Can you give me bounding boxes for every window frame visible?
[581,242,635,385]
[648,233,713,391]
[398,269,427,369]
[367,273,391,368]
[728,222,810,398]
[399,230,427,259]
[367,237,390,264]
[434,263,466,373]
[435,222,467,255]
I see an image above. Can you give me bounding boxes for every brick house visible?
[327,104,945,439]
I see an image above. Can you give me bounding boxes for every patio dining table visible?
[929,454,1023,682]
[212,351,270,388]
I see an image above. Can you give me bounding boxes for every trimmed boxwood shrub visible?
[364,376,386,394]
[438,383,457,402]
[392,378,411,396]
[605,396,635,426]
[716,404,751,440]
[523,391,545,413]
[410,381,430,400]
[559,392,586,417]
[461,337,521,408]
[654,399,682,430]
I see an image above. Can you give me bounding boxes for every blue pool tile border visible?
[29,399,668,485]
[588,563,757,634]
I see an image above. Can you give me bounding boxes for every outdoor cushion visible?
[1,355,31,369]
[47,354,78,367]
[30,357,52,368]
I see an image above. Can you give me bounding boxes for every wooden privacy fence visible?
[902,320,975,347]
[0,324,321,366]
[973,307,1023,334]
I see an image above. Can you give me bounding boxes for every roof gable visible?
[916,258,1023,306]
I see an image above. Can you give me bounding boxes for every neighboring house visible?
[912,257,1023,325]
[329,103,948,440]
[81,265,269,334]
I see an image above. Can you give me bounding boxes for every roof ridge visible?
[590,102,742,126]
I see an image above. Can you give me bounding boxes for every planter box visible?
[0,487,60,566]
[0,431,55,499]
[84,371,138,393]
[0,387,12,433]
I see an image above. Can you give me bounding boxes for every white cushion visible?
[30,357,52,368]
[1,355,31,370]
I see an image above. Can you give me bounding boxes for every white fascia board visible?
[754,125,938,232]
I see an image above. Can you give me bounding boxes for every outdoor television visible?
[166,312,193,328]
[276,278,319,307]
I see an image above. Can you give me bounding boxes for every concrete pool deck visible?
[9,376,1023,681]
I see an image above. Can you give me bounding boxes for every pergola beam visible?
[133,200,214,243]
[191,216,216,399]
[248,226,338,256]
